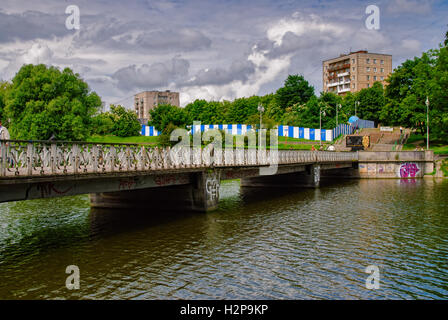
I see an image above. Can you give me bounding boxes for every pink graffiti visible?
[119,178,136,190]
[400,163,420,178]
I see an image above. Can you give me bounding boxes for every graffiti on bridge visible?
[399,163,420,178]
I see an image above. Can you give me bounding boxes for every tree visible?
[275,75,315,110]
[184,99,226,124]
[149,104,190,132]
[110,105,141,137]
[355,81,385,125]
[384,52,435,133]
[3,64,101,140]
[226,96,260,123]
[445,25,448,47]
[0,81,10,122]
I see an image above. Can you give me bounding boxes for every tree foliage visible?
[3,64,101,140]
[275,74,315,110]
[149,104,190,132]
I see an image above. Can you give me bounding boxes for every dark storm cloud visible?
[135,29,211,51]
[188,60,256,86]
[0,10,67,43]
[112,57,190,91]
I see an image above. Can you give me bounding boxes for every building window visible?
[366,58,370,64]
[381,60,384,64]
[381,68,384,73]
[374,76,377,81]
[373,59,377,64]
[352,67,356,71]
[352,59,355,64]
[381,76,384,80]
[367,67,370,72]
[367,75,370,80]
[367,83,370,88]
[353,84,356,89]
[352,76,355,80]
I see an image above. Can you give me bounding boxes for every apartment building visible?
[322,50,392,96]
[134,90,180,123]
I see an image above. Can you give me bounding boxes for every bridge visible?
[0,140,434,212]
[0,139,361,211]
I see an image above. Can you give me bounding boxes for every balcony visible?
[338,87,351,93]
[328,63,350,72]
[337,72,350,77]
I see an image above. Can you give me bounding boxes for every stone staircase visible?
[334,127,409,152]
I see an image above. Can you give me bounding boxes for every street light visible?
[426,96,430,150]
[320,107,326,146]
[257,103,265,147]
[336,104,342,127]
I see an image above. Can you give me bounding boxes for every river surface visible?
[0,178,447,299]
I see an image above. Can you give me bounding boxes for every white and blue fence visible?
[142,124,333,142]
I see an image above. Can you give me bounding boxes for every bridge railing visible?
[0,140,358,178]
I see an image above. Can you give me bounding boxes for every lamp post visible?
[426,96,429,150]
[257,103,265,147]
[336,104,342,127]
[320,107,326,146]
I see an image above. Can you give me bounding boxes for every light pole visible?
[320,107,326,146]
[426,96,429,150]
[336,104,342,127]
[355,101,359,117]
[257,103,264,147]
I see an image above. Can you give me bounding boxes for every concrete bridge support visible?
[241,164,321,189]
[90,170,222,213]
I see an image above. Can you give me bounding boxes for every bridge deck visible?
[1,140,357,181]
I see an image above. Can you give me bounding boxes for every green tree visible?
[226,96,261,123]
[0,81,10,122]
[3,64,101,140]
[185,99,227,124]
[384,52,435,133]
[149,104,190,131]
[355,81,385,125]
[109,104,141,137]
[275,74,315,110]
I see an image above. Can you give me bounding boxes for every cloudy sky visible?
[0,0,446,108]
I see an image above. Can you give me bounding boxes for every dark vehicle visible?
[346,135,370,151]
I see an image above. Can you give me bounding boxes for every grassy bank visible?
[86,135,159,144]
[402,133,448,155]
[86,135,328,150]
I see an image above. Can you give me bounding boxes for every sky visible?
[0,0,446,108]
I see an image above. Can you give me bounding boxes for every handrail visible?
[0,140,358,178]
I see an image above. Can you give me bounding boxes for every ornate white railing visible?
[0,140,358,178]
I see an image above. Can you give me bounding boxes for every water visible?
[0,178,447,299]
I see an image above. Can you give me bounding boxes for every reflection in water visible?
[0,178,447,299]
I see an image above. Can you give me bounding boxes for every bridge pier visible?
[241,164,321,188]
[89,170,221,213]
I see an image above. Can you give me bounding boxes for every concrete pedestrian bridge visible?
[0,140,434,212]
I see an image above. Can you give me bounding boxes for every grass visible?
[87,134,327,151]
[441,159,448,177]
[402,133,448,155]
[86,135,159,144]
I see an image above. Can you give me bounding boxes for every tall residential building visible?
[322,50,392,96]
[134,90,180,123]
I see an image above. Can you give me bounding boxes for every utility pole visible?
[426,96,429,150]
[320,107,326,146]
[257,103,264,148]
[336,104,341,127]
